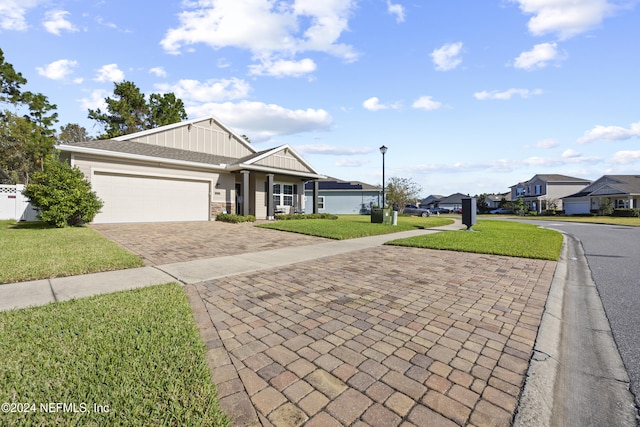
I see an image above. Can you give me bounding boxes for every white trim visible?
[229,162,325,179]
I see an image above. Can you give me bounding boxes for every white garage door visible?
[563,200,590,215]
[92,172,210,223]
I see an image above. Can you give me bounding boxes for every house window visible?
[535,184,541,195]
[273,183,294,206]
[317,196,325,210]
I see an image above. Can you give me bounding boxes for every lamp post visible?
[380,145,387,207]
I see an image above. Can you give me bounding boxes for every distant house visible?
[485,193,509,209]
[304,177,381,214]
[562,175,640,215]
[419,195,444,209]
[436,193,470,211]
[510,174,591,214]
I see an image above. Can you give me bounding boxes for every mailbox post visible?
[462,197,476,231]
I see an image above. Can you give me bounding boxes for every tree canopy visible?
[385,176,422,211]
[88,81,187,139]
[0,48,58,184]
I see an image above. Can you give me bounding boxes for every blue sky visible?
[2,0,639,197]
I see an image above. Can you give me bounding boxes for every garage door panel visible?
[92,173,210,223]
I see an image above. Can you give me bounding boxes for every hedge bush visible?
[216,213,256,223]
[611,208,640,217]
[275,213,338,220]
[23,155,103,227]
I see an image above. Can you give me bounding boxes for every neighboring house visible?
[436,193,470,211]
[56,116,325,223]
[419,195,444,209]
[509,174,591,214]
[562,175,640,215]
[485,193,509,209]
[303,177,381,214]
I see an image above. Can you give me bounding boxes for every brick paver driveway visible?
[187,245,556,427]
[90,221,328,265]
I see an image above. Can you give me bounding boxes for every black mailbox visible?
[462,197,476,230]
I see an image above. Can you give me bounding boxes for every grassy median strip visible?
[257,214,454,239]
[0,220,143,284]
[386,220,562,260]
[0,283,230,426]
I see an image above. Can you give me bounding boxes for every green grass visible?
[257,214,454,239]
[0,283,230,427]
[386,220,563,260]
[0,220,143,284]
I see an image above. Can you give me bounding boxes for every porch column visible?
[629,196,635,209]
[267,173,274,219]
[313,180,319,214]
[241,170,250,216]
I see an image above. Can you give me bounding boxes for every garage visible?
[563,199,590,215]
[92,172,210,223]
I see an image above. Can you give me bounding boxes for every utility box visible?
[462,197,477,230]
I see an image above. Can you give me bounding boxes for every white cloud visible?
[362,97,400,112]
[611,150,640,164]
[79,89,108,112]
[157,78,251,102]
[534,138,560,149]
[296,144,373,155]
[149,67,167,78]
[510,0,616,40]
[186,100,333,142]
[36,59,78,80]
[430,42,463,71]
[336,158,370,167]
[43,10,77,35]
[94,64,124,82]
[412,96,443,111]
[562,149,582,158]
[578,121,640,144]
[248,58,317,77]
[0,0,42,31]
[161,0,358,71]
[513,42,564,70]
[387,1,405,23]
[474,88,543,100]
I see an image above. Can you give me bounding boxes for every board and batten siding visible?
[254,149,310,172]
[124,119,253,159]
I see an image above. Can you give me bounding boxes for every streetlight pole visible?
[380,145,387,207]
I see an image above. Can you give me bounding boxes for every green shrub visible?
[527,211,538,216]
[216,213,256,223]
[611,208,640,217]
[23,154,103,228]
[275,213,338,220]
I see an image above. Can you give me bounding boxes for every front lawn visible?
[257,214,454,239]
[0,283,230,426]
[386,220,562,260]
[0,220,143,284]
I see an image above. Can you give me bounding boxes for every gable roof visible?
[438,192,470,204]
[565,175,640,198]
[56,116,325,179]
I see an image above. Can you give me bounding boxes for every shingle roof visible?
[62,140,237,166]
[304,177,379,191]
[533,174,591,183]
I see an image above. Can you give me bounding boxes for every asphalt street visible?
[523,220,640,423]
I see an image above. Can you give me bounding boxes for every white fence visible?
[0,185,39,221]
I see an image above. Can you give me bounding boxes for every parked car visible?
[489,207,513,214]
[429,207,451,214]
[403,204,431,217]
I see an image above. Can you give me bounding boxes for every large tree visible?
[88,81,187,138]
[0,48,58,184]
[58,123,93,144]
[385,177,422,211]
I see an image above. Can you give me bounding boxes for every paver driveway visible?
[90,221,328,265]
[94,221,556,426]
[187,245,555,427]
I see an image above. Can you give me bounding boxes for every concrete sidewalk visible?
[0,221,464,312]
